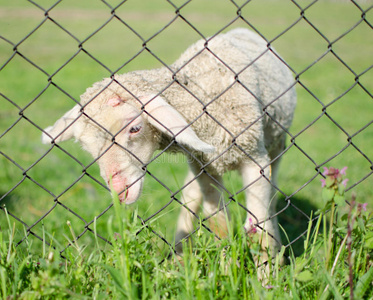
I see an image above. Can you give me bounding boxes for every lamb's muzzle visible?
[107,170,143,204]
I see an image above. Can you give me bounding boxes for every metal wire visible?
[0,0,372,262]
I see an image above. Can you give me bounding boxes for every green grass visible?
[0,0,373,298]
[1,191,373,299]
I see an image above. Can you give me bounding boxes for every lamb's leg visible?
[175,163,229,253]
[199,172,229,240]
[187,160,230,240]
[175,168,203,253]
[240,157,281,279]
[268,135,286,193]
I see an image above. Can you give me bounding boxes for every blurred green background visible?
[0,0,372,256]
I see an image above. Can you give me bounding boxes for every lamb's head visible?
[42,90,214,204]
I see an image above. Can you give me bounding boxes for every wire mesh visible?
[0,0,372,261]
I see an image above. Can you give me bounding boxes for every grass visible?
[1,189,372,299]
[0,0,372,298]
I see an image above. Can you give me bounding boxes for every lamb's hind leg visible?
[241,156,281,279]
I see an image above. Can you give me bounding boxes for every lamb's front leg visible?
[240,158,282,279]
[175,168,203,254]
[175,163,229,254]
[199,172,229,240]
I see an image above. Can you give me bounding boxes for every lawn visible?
[0,0,372,298]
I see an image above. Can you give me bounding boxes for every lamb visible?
[42,28,296,276]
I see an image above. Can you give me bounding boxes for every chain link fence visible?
[1,0,372,261]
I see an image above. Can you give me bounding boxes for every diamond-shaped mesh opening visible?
[45,0,109,40]
[1,0,372,269]
[327,86,373,133]
[304,1,366,39]
[50,52,110,97]
[0,3,43,43]
[0,55,48,104]
[82,18,145,72]
[239,0,300,39]
[1,117,45,168]
[19,27,77,75]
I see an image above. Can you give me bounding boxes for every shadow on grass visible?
[277,195,319,258]
[0,189,22,222]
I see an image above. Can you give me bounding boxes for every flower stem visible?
[326,202,336,268]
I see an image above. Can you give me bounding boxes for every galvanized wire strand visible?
[0,0,371,263]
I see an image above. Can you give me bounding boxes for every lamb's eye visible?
[129,125,142,134]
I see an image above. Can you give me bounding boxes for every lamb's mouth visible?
[118,185,129,203]
[108,171,142,204]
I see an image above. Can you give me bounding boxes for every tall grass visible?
[1,184,372,298]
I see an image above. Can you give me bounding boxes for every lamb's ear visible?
[143,95,215,153]
[42,105,81,144]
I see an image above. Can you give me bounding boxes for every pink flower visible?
[320,178,326,187]
[340,166,348,175]
[265,285,275,289]
[113,232,122,240]
[320,166,348,187]
[341,178,349,187]
[245,218,257,234]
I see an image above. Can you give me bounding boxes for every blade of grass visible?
[354,267,373,299]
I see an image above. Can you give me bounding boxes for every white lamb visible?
[42,28,296,275]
